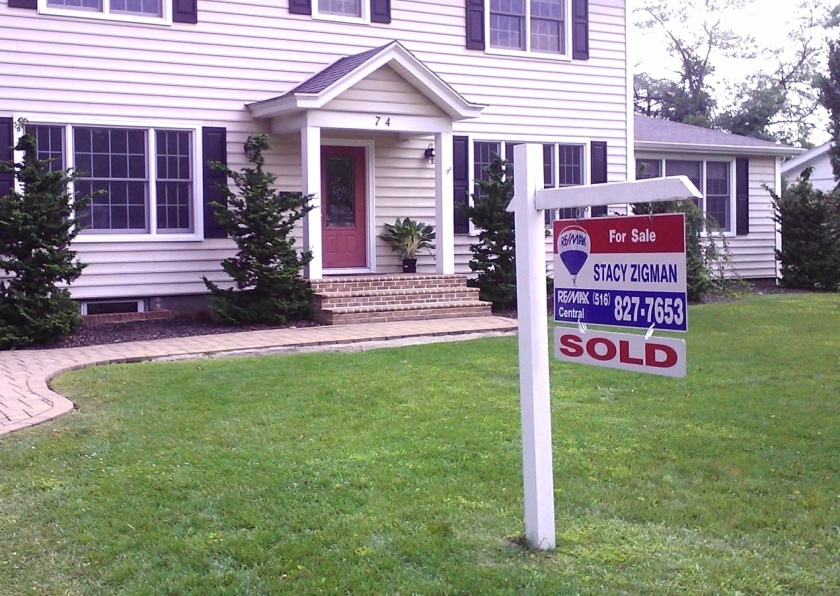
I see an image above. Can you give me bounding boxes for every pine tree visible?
[461,155,517,310]
[203,134,314,324]
[0,120,89,349]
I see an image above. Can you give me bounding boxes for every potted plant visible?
[379,217,436,273]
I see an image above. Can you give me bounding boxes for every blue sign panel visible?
[555,289,687,331]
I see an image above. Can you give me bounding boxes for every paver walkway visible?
[0,316,517,436]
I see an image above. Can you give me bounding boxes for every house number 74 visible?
[375,116,391,127]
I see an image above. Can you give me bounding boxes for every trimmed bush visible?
[461,155,517,310]
[771,173,840,291]
[0,120,89,349]
[203,134,314,324]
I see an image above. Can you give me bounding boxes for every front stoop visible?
[310,274,493,325]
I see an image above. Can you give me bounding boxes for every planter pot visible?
[402,258,417,273]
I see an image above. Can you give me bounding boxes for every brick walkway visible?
[0,317,517,436]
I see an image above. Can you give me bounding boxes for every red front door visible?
[321,145,367,269]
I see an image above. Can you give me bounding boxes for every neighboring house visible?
[1,0,633,316]
[634,115,802,281]
[781,142,835,191]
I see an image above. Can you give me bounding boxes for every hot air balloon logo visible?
[557,225,591,286]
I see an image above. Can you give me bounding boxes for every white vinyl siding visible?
[2,0,629,297]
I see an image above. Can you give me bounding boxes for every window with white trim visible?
[472,140,585,225]
[39,0,167,22]
[636,158,734,232]
[488,0,568,55]
[30,124,196,236]
[318,0,361,17]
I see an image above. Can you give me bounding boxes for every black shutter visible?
[289,0,312,15]
[466,0,485,50]
[453,136,470,234]
[202,127,228,239]
[172,0,198,23]
[736,158,749,235]
[572,0,589,60]
[0,117,14,199]
[589,141,607,216]
[8,0,37,9]
[371,0,391,23]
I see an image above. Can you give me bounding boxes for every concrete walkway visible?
[0,316,517,437]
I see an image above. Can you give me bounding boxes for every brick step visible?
[318,302,493,325]
[312,286,481,309]
[310,274,469,293]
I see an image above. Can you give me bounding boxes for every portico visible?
[247,41,485,279]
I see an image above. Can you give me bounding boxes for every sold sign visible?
[554,328,686,378]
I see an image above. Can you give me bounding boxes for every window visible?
[636,158,735,232]
[42,0,165,19]
[30,123,197,237]
[473,140,501,200]
[488,0,567,55]
[471,140,585,226]
[318,0,360,17]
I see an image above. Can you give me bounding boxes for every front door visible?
[321,145,367,269]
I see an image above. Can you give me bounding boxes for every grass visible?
[1,294,838,594]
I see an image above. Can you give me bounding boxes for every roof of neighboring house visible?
[634,114,803,157]
[780,141,831,174]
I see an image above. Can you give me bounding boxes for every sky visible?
[627,0,836,145]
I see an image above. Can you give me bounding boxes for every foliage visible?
[816,38,840,182]
[631,199,739,301]
[771,171,840,290]
[460,155,516,310]
[633,0,827,144]
[3,295,838,593]
[0,119,89,349]
[202,134,314,324]
[379,217,435,260]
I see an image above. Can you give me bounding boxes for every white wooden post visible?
[302,124,322,280]
[435,130,455,274]
[511,143,555,550]
[507,145,701,551]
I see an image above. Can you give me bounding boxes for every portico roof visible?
[247,41,485,121]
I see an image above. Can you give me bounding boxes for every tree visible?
[461,155,517,310]
[202,134,314,324]
[816,38,840,181]
[0,120,89,349]
[633,0,750,127]
[634,0,829,144]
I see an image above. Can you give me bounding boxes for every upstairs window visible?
[40,0,168,21]
[318,0,361,18]
[488,0,568,55]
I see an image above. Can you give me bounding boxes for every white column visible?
[302,124,322,280]
[435,130,455,274]
[512,143,556,550]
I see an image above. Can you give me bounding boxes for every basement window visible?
[81,299,145,316]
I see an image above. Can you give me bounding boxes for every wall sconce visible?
[424,143,436,164]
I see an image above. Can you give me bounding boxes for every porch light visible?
[424,143,435,164]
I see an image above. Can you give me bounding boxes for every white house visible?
[634,115,802,281]
[781,142,835,191]
[1,0,633,319]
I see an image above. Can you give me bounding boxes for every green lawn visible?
[1,294,838,594]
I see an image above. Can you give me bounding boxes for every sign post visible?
[507,144,701,550]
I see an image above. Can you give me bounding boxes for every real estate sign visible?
[553,213,688,332]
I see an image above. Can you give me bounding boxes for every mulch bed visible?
[24,316,321,350]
